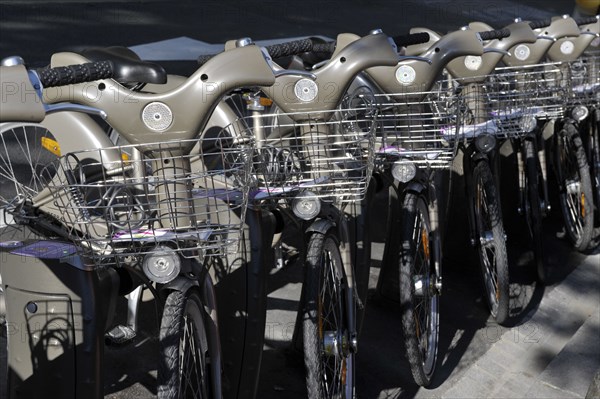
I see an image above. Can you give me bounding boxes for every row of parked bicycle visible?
[0,12,598,399]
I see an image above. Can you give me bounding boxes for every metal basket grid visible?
[444,63,567,140]
[226,106,377,204]
[491,62,567,121]
[372,87,460,170]
[564,54,600,106]
[42,136,253,267]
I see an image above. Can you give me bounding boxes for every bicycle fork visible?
[516,132,551,218]
[306,209,358,355]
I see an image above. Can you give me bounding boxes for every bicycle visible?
[195,30,401,398]
[361,26,510,382]
[439,22,541,325]
[0,42,280,398]
[493,15,583,283]
[546,16,599,251]
[570,50,600,248]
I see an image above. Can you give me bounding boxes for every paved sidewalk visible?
[440,253,600,399]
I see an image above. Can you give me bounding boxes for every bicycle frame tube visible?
[261,32,399,117]
[45,46,275,150]
[503,16,581,67]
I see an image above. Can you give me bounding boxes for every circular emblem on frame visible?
[464,55,482,71]
[560,40,575,55]
[514,44,530,61]
[294,79,318,102]
[142,102,173,131]
[395,65,416,85]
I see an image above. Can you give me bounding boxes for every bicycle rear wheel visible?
[158,289,213,399]
[303,230,354,399]
[554,123,594,251]
[473,161,510,324]
[523,139,546,283]
[398,193,439,387]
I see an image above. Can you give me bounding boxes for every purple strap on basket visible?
[10,241,78,259]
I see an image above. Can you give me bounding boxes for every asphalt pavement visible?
[1,1,599,398]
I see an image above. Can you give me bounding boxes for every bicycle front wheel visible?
[554,123,594,251]
[303,230,354,399]
[473,161,510,324]
[0,124,59,234]
[586,109,600,249]
[398,193,439,387]
[158,289,213,399]
[523,139,546,283]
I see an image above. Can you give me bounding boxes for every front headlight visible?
[571,105,589,122]
[475,134,497,154]
[519,114,537,133]
[143,246,181,284]
[392,160,417,183]
[292,191,321,220]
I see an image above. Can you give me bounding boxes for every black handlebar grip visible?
[197,54,215,66]
[528,19,552,29]
[479,28,511,41]
[392,32,431,47]
[197,38,315,65]
[574,16,599,26]
[312,41,336,55]
[265,38,314,59]
[37,61,114,88]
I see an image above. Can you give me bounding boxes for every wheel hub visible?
[414,275,440,296]
[323,331,348,357]
[414,275,425,297]
[479,230,494,247]
[566,180,581,195]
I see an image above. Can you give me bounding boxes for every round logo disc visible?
[294,79,318,102]
[395,65,416,85]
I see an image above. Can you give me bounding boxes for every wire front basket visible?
[445,63,567,140]
[222,100,377,204]
[373,87,460,169]
[42,136,252,267]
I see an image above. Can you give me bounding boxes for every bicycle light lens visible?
[143,246,180,284]
[475,134,496,154]
[571,105,589,122]
[392,160,417,183]
[519,115,537,133]
[292,191,321,220]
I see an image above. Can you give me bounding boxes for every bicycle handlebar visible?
[392,32,431,47]
[197,32,431,66]
[37,61,114,88]
[528,19,552,30]
[528,16,597,30]
[312,41,336,54]
[478,28,511,41]
[264,38,314,59]
[574,16,598,26]
[310,32,431,55]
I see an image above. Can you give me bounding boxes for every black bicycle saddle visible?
[81,46,167,85]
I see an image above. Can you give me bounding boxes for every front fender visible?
[305,218,336,235]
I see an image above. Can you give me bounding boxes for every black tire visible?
[398,193,439,387]
[347,190,372,336]
[554,123,594,251]
[585,110,600,249]
[473,161,510,324]
[523,139,546,283]
[303,230,354,398]
[158,289,212,399]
